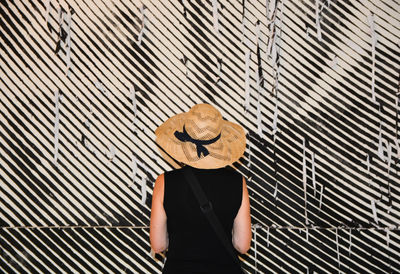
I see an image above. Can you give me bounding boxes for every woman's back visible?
[163,166,243,273]
[151,104,251,273]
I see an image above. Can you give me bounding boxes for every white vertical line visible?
[54,89,61,166]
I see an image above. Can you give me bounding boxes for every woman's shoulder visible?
[222,166,244,179]
[164,166,185,176]
[162,167,187,186]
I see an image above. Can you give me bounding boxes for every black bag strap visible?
[183,168,243,272]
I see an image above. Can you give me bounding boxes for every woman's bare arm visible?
[232,177,251,254]
[150,173,168,253]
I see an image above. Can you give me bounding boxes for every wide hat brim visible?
[155,110,246,169]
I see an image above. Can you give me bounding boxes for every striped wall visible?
[1,0,399,273]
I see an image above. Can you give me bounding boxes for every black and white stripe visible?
[1,0,399,273]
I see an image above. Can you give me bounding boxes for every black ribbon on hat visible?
[174,125,221,158]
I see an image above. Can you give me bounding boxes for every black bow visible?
[174,126,221,158]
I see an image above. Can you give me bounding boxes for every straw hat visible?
[155,104,246,169]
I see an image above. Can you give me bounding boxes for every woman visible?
[150,104,251,273]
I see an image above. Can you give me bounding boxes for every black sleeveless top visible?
[163,166,243,274]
